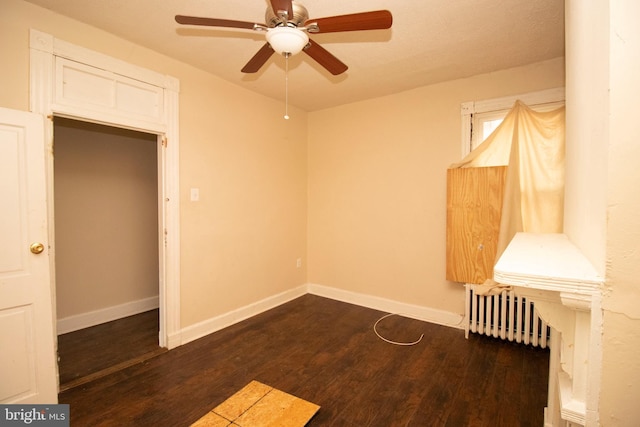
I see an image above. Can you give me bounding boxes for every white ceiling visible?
[24,0,565,112]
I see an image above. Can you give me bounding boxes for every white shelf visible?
[494,233,602,293]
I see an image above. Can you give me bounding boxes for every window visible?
[472,110,507,151]
[460,88,565,156]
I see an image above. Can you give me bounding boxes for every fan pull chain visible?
[284,53,290,120]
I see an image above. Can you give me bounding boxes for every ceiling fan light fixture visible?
[266,26,309,55]
[176,4,392,75]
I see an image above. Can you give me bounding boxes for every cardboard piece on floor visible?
[191,380,320,427]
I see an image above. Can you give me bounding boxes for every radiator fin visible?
[465,284,551,349]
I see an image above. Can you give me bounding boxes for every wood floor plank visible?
[59,295,549,426]
[57,309,160,386]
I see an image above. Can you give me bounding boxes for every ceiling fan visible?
[175,0,393,76]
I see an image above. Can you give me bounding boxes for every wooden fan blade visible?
[175,15,257,30]
[305,10,392,34]
[269,0,293,20]
[303,40,348,76]
[241,43,275,73]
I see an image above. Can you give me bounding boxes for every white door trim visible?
[29,30,182,350]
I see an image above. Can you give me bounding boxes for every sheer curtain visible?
[451,100,566,291]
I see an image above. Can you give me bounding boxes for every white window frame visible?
[460,87,566,157]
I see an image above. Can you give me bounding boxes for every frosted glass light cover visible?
[266,27,309,55]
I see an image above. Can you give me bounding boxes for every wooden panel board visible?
[446,166,507,284]
[192,380,319,427]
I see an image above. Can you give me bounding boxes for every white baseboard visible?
[307,283,465,329]
[106,284,463,349]
[57,285,463,347]
[165,330,182,350]
[57,296,159,335]
[179,285,308,345]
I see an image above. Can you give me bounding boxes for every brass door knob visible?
[30,242,45,254]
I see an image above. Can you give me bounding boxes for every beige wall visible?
[308,58,565,315]
[565,1,640,425]
[0,0,308,328]
[53,119,158,319]
[602,1,640,424]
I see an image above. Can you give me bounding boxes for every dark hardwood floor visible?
[57,309,165,391]
[59,295,549,426]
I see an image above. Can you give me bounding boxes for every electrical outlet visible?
[296,258,302,268]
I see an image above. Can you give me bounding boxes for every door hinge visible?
[162,136,168,147]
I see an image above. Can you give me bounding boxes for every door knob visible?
[30,242,45,254]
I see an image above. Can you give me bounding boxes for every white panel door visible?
[0,107,57,403]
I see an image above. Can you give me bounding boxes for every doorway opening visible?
[52,118,166,390]
[30,30,181,398]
